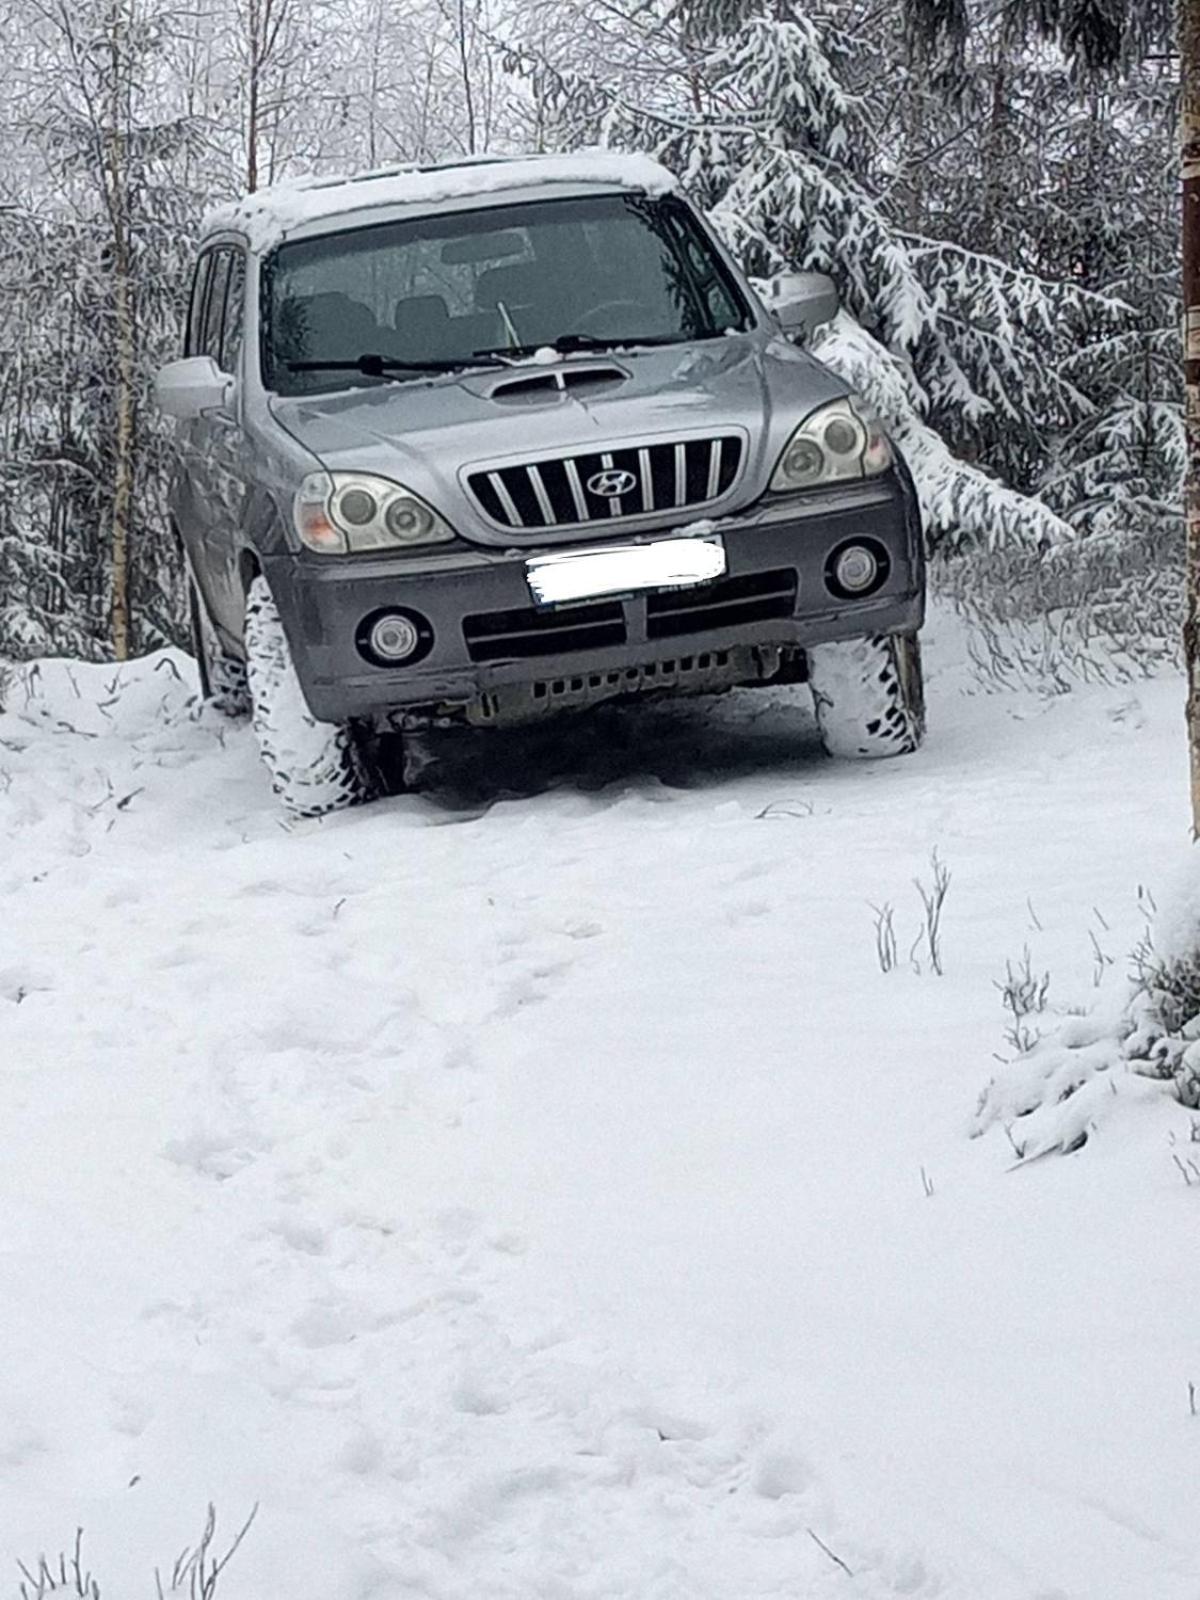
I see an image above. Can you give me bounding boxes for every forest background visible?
[0,0,1179,671]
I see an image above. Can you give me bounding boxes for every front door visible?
[177,245,251,649]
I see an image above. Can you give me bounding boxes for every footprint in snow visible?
[752,1446,814,1500]
[434,1205,481,1254]
[0,1414,48,1466]
[162,1130,264,1181]
[270,1215,329,1256]
[487,1230,527,1256]
[336,1425,384,1476]
[290,1302,358,1349]
[0,967,53,1004]
[290,1298,399,1350]
[441,1039,480,1072]
[490,959,573,1020]
[724,898,772,925]
[451,1373,508,1416]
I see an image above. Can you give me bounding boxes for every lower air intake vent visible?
[463,600,626,663]
[646,569,798,640]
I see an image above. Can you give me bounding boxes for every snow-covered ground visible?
[1,608,1196,1599]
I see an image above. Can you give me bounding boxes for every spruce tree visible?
[515,0,1137,550]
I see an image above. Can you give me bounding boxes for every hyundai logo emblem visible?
[586,468,637,499]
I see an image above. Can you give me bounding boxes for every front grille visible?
[463,599,626,663]
[646,569,798,640]
[468,435,744,531]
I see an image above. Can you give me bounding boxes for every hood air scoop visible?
[485,363,627,404]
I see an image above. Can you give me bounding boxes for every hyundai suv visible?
[156,151,925,815]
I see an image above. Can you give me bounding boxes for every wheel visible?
[807,632,925,759]
[188,576,250,717]
[243,574,377,816]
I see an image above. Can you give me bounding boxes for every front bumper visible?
[264,473,925,724]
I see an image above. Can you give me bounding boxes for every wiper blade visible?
[287,352,507,376]
[473,332,689,361]
[554,332,689,353]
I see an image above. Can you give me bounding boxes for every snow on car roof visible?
[202,150,679,251]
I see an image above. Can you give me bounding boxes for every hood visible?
[270,332,850,549]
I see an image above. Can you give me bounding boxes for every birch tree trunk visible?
[457,0,477,154]
[108,0,134,661]
[1183,0,1200,833]
[246,0,260,191]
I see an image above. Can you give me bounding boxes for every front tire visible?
[243,575,376,817]
[807,632,925,759]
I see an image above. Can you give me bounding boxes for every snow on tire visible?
[243,575,373,817]
[807,632,925,760]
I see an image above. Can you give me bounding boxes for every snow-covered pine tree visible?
[898,0,1180,546]
[508,0,1151,553]
[904,0,1172,76]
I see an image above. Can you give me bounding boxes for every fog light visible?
[368,613,420,661]
[835,545,878,592]
[356,608,433,668]
[826,539,889,600]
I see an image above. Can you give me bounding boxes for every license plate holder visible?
[525,534,727,609]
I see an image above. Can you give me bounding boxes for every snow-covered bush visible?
[976,861,1200,1157]
[935,520,1182,691]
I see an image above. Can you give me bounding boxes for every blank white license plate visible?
[526,535,727,608]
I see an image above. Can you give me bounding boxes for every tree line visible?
[0,0,1177,662]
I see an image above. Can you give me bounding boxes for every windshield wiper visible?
[473,332,691,361]
[287,352,508,377]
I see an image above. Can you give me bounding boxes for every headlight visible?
[293,472,455,554]
[770,397,893,492]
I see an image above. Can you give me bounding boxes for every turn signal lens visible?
[294,474,345,553]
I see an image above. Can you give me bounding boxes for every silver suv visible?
[156,152,925,814]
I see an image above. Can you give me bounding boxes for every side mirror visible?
[761,272,839,339]
[154,356,235,421]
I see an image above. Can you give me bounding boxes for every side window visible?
[220,252,246,374]
[185,254,213,357]
[201,249,231,364]
[668,205,747,331]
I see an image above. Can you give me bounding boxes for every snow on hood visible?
[202,150,678,252]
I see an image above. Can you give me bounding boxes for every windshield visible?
[261,193,752,396]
